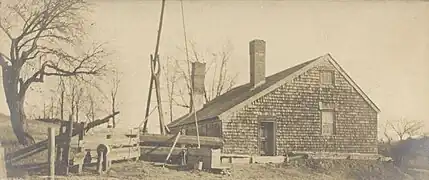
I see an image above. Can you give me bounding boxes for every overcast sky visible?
[1,1,429,136]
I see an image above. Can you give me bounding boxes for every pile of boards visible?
[70,127,140,174]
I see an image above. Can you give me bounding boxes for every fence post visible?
[48,127,55,180]
[56,123,64,163]
[62,115,73,175]
[0,143,7,179]
[78,122,85,153]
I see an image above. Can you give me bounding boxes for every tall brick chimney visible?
[249,39,266,88]
[190,62,206,113]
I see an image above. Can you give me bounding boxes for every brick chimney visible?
[249,39,266,88]
[190,62,206,112]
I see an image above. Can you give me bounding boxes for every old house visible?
[168,39,380,156]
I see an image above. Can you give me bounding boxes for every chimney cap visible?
[250,39,266,43]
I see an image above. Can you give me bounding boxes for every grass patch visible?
[0,114,61,177]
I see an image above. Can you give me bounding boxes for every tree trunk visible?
[60,91,64,120]
[169,83,174,123]
[9,97,34,145]
[2,66,34,145]
[43,102,46,119]
[76,104,79,123]
[112,97,116,128]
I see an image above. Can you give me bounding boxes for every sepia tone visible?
[0,0,429,179]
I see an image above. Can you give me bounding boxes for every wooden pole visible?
[152,55,166,135]
[48,127,55,180]
[179,0,200,148]
[142,76,154,134]
[55,124,64,168]
[78,122,85,153]
[143,0,167,134]
[62,115,73,175]
[97,152,103,175]
[163,132,181,167]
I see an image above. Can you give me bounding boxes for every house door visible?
[259,121,276,156]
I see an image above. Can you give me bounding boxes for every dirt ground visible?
[20,159,427,180]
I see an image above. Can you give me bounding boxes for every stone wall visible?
[222,60,378,155]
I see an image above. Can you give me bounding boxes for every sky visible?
[1,0,429,137]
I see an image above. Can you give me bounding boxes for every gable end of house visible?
[219,54,380,120]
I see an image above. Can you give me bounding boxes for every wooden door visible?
[259,121,276,156]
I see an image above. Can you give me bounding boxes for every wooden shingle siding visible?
[222,60,378,155]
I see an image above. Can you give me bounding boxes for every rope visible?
[180,0,200,148]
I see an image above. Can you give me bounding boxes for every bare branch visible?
[0,0,110,145]
[163,40,237,119]
[0,20,13,40]
[386,118,425,141]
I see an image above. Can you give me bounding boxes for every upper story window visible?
[320,71,335,85]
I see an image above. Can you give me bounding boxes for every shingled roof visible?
[167,56,318,128]
[168,53,380,128]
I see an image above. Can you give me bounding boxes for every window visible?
[320,71,334,85]
[321,111,335,135]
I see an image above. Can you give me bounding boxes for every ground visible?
[1,114,429,180]
[23,160,418,180]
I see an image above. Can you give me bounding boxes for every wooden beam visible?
[163,132,181,167]
[97,152,104,175]
[84,112,119,132]
[48,127,55,180]
[140,146,212,157]
[56,124,65,163]
[141,146,186,156]
[76,137,139,150]
[140,134,223,147]
[109,147,140,161]
[6,112,120,162]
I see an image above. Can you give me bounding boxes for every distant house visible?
[168,39,380,156]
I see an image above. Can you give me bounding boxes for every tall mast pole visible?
[180,0,200,148]
[142,0,167,134]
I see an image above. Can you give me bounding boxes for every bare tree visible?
[59,78,66,120]
[162,57,180,123]
[66,79,84,122]
[166,41,238,113]
[385,118,425,141]
[109,71,120,128]
[382,126,393,145]
[86,93,96,123]
[0,0,109,145]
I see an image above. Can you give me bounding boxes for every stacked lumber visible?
[74,127,140,162]
[140,134,224,148]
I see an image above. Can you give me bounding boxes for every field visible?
[1,114,428,180]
